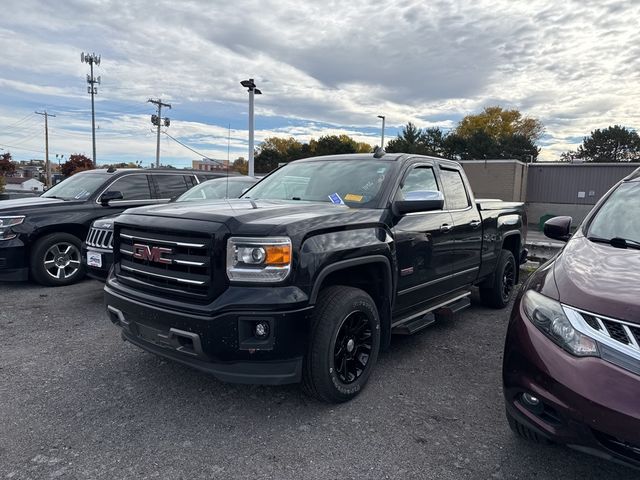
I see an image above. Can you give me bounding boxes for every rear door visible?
[438,165,482,286]
[392,162,456,315]
[151,174,195,200]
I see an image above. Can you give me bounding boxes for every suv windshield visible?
[242,160,393,208]
[588,181,640,244]
[177,178,255,202]
[42,173,109,201]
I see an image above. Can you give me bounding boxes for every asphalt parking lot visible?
[1,280,637,480]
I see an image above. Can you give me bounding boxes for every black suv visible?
[0,168,223,286]
[105,153,527,403]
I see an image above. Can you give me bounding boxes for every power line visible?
[162,131,226,167]
[0,143,45,154]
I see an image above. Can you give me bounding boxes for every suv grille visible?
[115,228,211,301]
[86,226,114,249]
[579,311,640,351]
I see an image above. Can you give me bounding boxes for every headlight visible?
[522,290,599,357]
[0,216,25,241]
[226,237,292,282]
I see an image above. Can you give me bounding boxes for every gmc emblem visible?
[132,243,173,265]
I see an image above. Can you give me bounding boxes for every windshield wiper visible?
[587,236,640,250]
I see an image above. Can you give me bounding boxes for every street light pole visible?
[240,78,262,177]
[377,115,386,148]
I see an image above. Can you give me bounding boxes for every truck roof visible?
[295,152,462,168]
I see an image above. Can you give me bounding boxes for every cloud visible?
[0,0,639,165]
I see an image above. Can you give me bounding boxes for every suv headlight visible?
[226,237,292,282]
[522,290,599,357]
[0,216,25,241]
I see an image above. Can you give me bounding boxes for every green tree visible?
[61,154,94,177]
[355,141,373,153]
[0,175,5,194]
[232,157,248,175]
[255,137,305,173]
[386,122,425,154]
[313,134,358,156]
[0,152,16,176]
[563,125,640,162]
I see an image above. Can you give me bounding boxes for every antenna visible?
[373,146,386,158]
[226,123,231,199]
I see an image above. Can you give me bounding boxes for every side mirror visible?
[544,216,572,242]
[99,190,124,206]
[393,190,444,215]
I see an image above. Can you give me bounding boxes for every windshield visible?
[42,173,109,201]
[588,181,640,244]
[242,160,393,208]
[177,178,256,202]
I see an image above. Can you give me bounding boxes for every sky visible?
[1,0,639,168]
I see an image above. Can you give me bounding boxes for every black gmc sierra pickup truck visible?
[105,152,527,403]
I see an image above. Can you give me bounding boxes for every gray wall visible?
[460,160,527,201]
[526,163,639,205]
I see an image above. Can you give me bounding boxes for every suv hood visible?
[554,233,640,323]
[123,199,383,236]
[0,196,68,214]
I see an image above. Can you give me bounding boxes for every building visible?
[4,177,45,192]
[192,158,230,172]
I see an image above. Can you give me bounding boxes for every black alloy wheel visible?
[333,311,374,385]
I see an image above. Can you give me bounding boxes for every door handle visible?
[440,224,453,233]
[470,220,481,229]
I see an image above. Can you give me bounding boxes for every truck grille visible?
[86,226,114,249]
[115,228,212,301]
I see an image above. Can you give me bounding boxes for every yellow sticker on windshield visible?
[344,194,364,202]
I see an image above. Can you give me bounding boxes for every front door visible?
[392,164,456,316]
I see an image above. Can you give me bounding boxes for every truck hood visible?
[0,196,69,214]
[554,233,640,323]
[124,199,384,236]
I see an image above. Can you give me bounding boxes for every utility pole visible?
[81,52,101,167]
[35,111,55,187]
[148,99,171,167]
[240,79,262,177]
[377,115,386,148]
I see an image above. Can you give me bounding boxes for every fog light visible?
[521,392,544,415]
[255,321,270,338]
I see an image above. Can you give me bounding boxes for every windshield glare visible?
[42,173,108,201]
[242,160,392,208]
[588,181,640,244]
[177,178,254,202]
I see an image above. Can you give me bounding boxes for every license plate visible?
[87,251,102,268]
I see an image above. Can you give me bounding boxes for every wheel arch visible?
[310,255,393,350]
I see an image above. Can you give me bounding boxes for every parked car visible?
[503,167,640,469]
[104,152,527,403]
[0,168,225,286]
[84,176,259,281]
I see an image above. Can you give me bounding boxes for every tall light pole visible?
[240,78,261,177]
[81,52,101,167]
[377,115,386,148]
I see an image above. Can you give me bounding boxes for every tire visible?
[506,408,551,444]
[30,232,86,286]
[480,249,516,309]
[302,286,381,403]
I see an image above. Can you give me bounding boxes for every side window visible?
[399,166,439,200]
[184,175,197,189]
[109,175,152,200]
[154,174,190,198]
[440,168,470,210]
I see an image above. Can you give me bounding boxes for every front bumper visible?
[104,284,313,385]
[0,238,29,281]
[82,244,113,282]
[503,299,640,469]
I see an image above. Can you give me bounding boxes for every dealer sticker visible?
[87,251,102,268]
[328,192,345,205]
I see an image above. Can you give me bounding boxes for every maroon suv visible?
[503,167,640,469]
